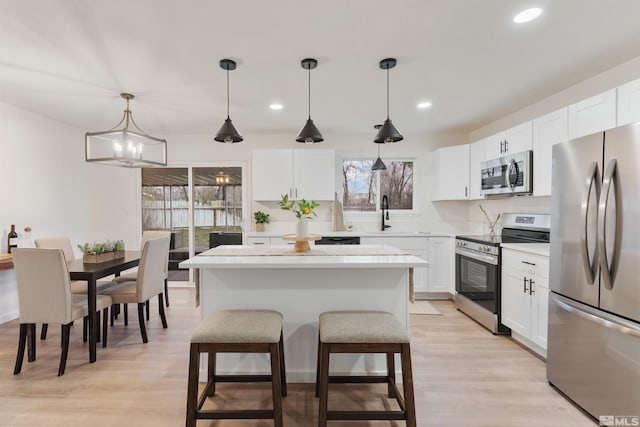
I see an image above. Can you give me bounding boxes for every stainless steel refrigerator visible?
[548,123,640,420]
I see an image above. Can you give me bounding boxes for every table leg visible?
[88,278,97,363]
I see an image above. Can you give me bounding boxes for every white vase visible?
[296,218,308,238]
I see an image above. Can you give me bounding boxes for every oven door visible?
[455,248,500,314]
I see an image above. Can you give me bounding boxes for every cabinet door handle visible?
[521,261,536,266]
[529,279,535,295]
[523,277,529,293]
[500,141,504,153]
[465,186,468,197]
[505,140,509,153]
[253,242,265,245]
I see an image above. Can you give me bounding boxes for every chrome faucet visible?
[381,195,391,231]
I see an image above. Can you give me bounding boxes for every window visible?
[342,159,414,212]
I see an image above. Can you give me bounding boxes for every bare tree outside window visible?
[342,160,376,211]
[342,159,414,212]
[380,161,413,209]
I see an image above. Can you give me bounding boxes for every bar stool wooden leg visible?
[318,342,331,427]
[207,352,216,397]
[387,352,397,398]
[278,331,287,397]
[401,343,417,427]
[269,342,284,427]
[185,343,200,427]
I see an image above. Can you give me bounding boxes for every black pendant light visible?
[374,58,403,143]
[214,59,243,143]
[372,124,387,170]
[296,58,323,143]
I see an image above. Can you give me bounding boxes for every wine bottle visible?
[8,224,18,253]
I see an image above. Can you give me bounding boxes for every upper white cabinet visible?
[252,149,335,201]
[532,108,568,197]
[617,78,640,126]
[468,139,484,199]
[431,144,469,201]
[484,121,532,159]
[568,89,616,139]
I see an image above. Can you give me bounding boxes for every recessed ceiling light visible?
[417,101,432,109]
[514,7,542,23]
[270,103,283,110]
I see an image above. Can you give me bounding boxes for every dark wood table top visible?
[67,251,141,280]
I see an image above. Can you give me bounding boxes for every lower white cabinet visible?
[427,237,451,293]
[501,248,549,356]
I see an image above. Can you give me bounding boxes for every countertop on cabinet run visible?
[243,231,452,238]
[501,243,550,257]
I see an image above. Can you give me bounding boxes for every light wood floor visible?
[0,288,594,426]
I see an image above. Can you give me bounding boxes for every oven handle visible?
[455,247,499,265]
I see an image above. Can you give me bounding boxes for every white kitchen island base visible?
[181,247,427,383]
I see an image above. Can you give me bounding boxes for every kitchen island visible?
[180,245,428,382]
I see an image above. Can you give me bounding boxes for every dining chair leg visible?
[124,304,128,326]
[83,316,88,342]
[158,294,168,328]
[40,323,48,340]
[102,308,109,348]
[137,303,148,343]
[164,278,170,307]
[14,323,28,375]
[59,323,71,376]
[96,311,101,343]
[145,300,150,321]
[27,324,36,362]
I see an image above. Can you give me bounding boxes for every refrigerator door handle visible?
[597,158,618,290]
[554,294,640,339]
[580,161,600,285]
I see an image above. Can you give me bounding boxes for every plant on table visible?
[77,239,125,255]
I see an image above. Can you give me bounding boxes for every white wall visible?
[0,101,141,322]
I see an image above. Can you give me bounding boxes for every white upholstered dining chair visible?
[12,248,113,376]
[112,230,171,307]
[98,237,169,343]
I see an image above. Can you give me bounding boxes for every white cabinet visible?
[431,144,469,201]
[617,78,640,126]
[568,89,617,139]
[360,236,430,293]
[532,108,568,196]
[501,248,550,356]
[468,139,484,199]
[427,237,451,293]
[252,149,335,201]
[246,236,270,246]
[484,121,532,159]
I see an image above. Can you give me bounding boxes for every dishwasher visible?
[315,236,360,245]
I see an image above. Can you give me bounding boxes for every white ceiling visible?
[2,0,640,139]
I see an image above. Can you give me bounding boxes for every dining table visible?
[66,251,141,363]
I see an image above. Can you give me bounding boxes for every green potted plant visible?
[253,211,270,232]
[78,239,125,263]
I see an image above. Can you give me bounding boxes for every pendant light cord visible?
[226,68,230,120]
[308,66,311,119]
[386,67,390,119]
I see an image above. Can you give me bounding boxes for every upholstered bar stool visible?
[316,310,416,427]
[185,309,287,427]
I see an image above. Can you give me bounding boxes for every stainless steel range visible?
[454,213,550,334]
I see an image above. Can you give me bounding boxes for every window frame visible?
[341,157,418,215]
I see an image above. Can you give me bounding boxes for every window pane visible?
[342,160,376,211]
[192,167,242,250]
[380,161,413,209]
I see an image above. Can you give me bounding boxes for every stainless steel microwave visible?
[480,150,533,196]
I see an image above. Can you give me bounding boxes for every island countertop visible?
[179,244,429,269]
